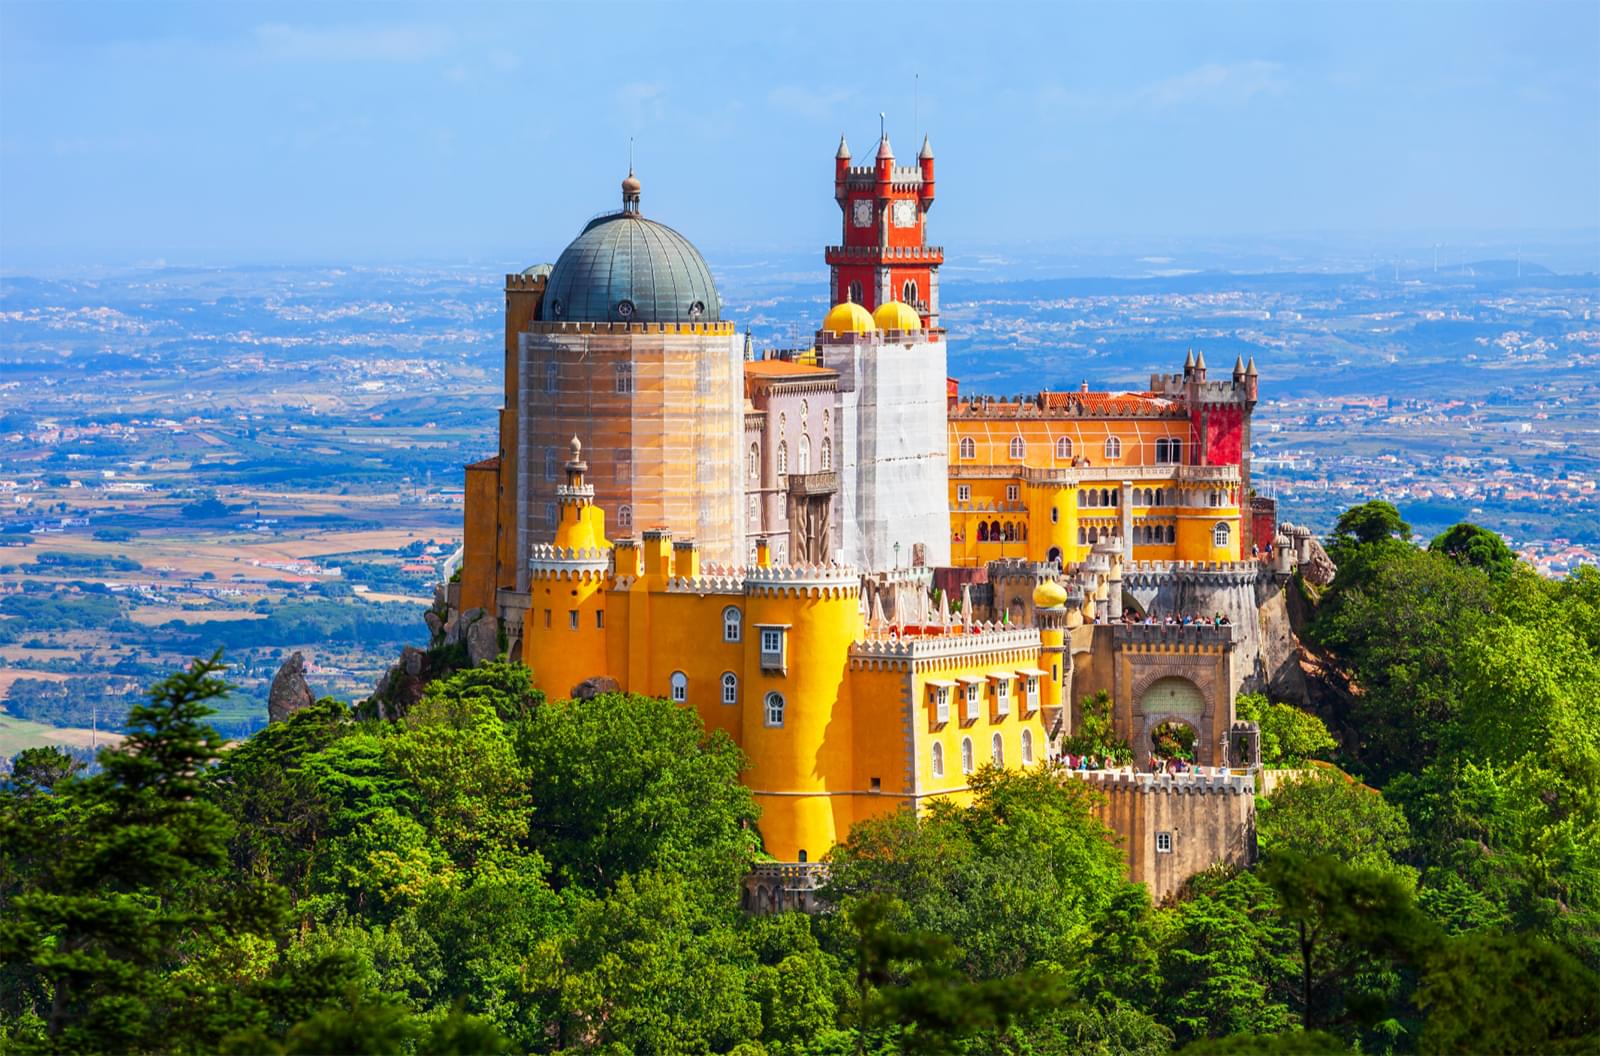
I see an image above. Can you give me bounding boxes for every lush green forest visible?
[1,505,1596,1053]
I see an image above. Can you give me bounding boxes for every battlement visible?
[526,320,738,336]
[1111,623,1235,650]
[745,563,862,598]
[823,244,944,261]
[849,624,1041,666]
[1062,768,1254,796]
[528,544,610,577]
[986,558,1059,583]
[505,273,548,291]
[949,394,1183,420]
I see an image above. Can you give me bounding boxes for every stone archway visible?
[1137,675,1209,765]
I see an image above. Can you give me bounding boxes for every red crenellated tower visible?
[827,130,943,327]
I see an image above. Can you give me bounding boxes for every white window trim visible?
[933,686,950,725]
[931,741,944,778]
[669,671,687,703]
[723,606,742,643]
[956,485,970,503]
[721,671,738,706]
[764,691,785,728]
[961,737,974,775]
[1156,831,1174,854]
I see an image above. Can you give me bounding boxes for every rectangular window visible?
[759,626,786,672]
[933,686,950,725]
[1025,676,1039,713]
[545,448,557,481]
[543,609,551,629]
[1005,484,1019,502]
[870,777,881,792]
[568,610,578,630]
[596,610,605,629]
[544,361,558,394]
[545,502,556,526]
[1156,831,1174,854]
[956,485,970,503]
[615,450,632,483]
[964,683,979,723]
[615,362,634,394]
[995,679,1010,717]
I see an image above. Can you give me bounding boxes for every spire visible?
[1245,357,1257,377]
[836,134,851,160]
[1233,354,1245,380]
[1194,350,1207,372]
[1184,348,1195,372]
[919,134,934,160]
[960,582,974,632]
[564,435,587,482]
[876,131,894,161]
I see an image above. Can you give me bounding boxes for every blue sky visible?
[2,0,1596,269]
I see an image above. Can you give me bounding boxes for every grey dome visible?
[542,211,721,325]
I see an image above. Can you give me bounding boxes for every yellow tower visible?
[739,566,863,862]
[523,437,612,698]
[1032,578,1070,726]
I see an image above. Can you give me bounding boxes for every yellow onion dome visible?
[1032,579,1069,609]
[872,299,921,331]
[821,300,876,334]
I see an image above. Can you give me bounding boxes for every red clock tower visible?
[827,130,943,328]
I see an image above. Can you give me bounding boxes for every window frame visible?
[1213,521,1232,548]
[723,606,742,643]
[932,685,950,725]
[961,737,974,775]
[1021,728,1034,765]
[931,741,944,778]
[721,671,738,706]
[764,691,785,728]
[1104,436,1122,460]
[991,732,1004,767]
[669,671,687,703]
[1008,436,1026,461]
[1055,436,1073,460]
[1156,831,1174,854]
[959,436,975,460]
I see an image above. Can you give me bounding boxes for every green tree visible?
[1331,500,1411,549]
[0,654,288,1052]
[822,764,1128,980]
[1429,522,1517,580]
[1235,693,1337,767]
[4,746,82,793]
[1262,852,1435,1040]
[520,691,759,898]
[1062,690,1133,764]
[1415,932,1600,1054]
[1259,772,1414,880]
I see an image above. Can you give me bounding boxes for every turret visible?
[1032,579,1070,722]
[1233,355,1245,383]
[1183,348,1195,376]
[1244,357,1258,403]
[875,133,894,201]
[918,135,935,206]
[834,135,850,205]
[1193,349,1207,382]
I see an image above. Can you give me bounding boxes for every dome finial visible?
[622,139,641,213]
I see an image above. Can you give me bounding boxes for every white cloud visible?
[767,84,854,122]
[1136,61,1286,108]
[254,23,444,62]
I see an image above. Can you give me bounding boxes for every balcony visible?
[786,471,839,497]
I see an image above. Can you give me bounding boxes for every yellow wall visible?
[461,461,500,615]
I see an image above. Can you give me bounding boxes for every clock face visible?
[852,200,873,228]
[892,200,917,228]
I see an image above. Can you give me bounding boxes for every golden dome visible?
[872,300,921,331]
[821,300,876,334]
[1032,579,1068,609]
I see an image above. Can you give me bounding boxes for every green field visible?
[0,712,118,758]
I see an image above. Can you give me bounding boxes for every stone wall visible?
[1066,769,1256,903]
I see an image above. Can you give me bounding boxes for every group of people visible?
[1120,611,1232,627]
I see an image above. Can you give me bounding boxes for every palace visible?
[455,129,1314,907]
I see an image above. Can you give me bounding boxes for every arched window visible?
[545,362,558,393]
[617,505,633,531]
[1104,436,1122,460]
[723,606,741,642]
[977,522,989,542]
[615,362,634,394]
[931,741,944,778]
[1077,527,1086,545]
[961,737,974,775]
[721,671,738,705]
[777,441,788,476]
[765,691,785,728]
[848,280,862,303]
[959,436,976,460]
[1155,438,1167,463]
[747,443,759,483]
[1009,436,1025,461]
[1213,521,1232,548]
[545,448,557,481]
[669,671,687,703]
[820,437,832,471]
[989,520,1001,540]
[1055,436,1073,460]
[799,435,811,474]
[991,733,1004,767]
[800,399,808,426]
[902,279,918,304]
[1021,728,1034,765]
[1168,438,1182,464]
